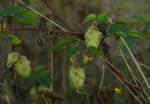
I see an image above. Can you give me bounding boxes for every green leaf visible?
[108,23,143,39]
[128,16,143,24]
[67,47,80,58]
[29,66,51,87]
[0,6,40,25]
[0,6,21,17]
[143,15,150,23]
[97,11,109,24]
[83,14,97,24]
[108,23,130,37]
[49,36,76,53]
[88,47,102,56]
[8,35,22,45]
[14,9,40,25]
[127,31,142,39]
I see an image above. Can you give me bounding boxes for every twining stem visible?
[120,49,150,103]
[119,49,138,86]
[120,37,150,90]
[49,37,54,91]
[96,58,143,104]
[98,64,105,96]
[99,56,141,91]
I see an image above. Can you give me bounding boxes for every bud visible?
[69,67,85,92]
[14,56,31,78]
[37,85,50,93]
[30,87,39,101]
[114,87,122,95]
[7,52,20,68]
[85,27,102,49]
[83,55,94,64]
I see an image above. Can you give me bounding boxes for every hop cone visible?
[85,27,102,49]
[69,67,85,92]
[14,56,31,78]
[7,52,20,68]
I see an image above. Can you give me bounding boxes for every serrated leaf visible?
[97,11,109,24]
[108,23,143,39]
[14,9,40,25]
[83,14,97,23]
[108,23,130,37]
[0,6,40,25]
[8,35,22,45]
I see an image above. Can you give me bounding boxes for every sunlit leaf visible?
[127,31,142,39]
[97,11,109,24]
[83,14,97,24]
[14,9,40,25]
[8,35,22,45]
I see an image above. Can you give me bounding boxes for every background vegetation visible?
[0,0,150,104]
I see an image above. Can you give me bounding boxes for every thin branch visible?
[99,56,142,92]
[98,64,105,96]
[16,0,68,32]
[0,28,84,39]
[95,58,144,104]
[120,49,150,103]
[119,49,139,86]
[121,37,150,90]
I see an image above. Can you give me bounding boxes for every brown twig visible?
[100,56,142,92]
[0,28,84,38]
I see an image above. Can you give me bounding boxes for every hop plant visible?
[7,52,20,68]
[14,56,31,78]
[30,86,52,103]
[114,87,122,95]
[30,87,40,101]
[69,67,85,92]
[83,55,94,64]
[85,25,102,49]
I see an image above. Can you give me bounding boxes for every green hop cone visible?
[84,14,97,24]
[7,52,20,68]
[37,85,50,93]
[30,87,44,103]
[14,56,31,78]
[30,87,39,101]
[69,67,85,92]
[85,27,102,49]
